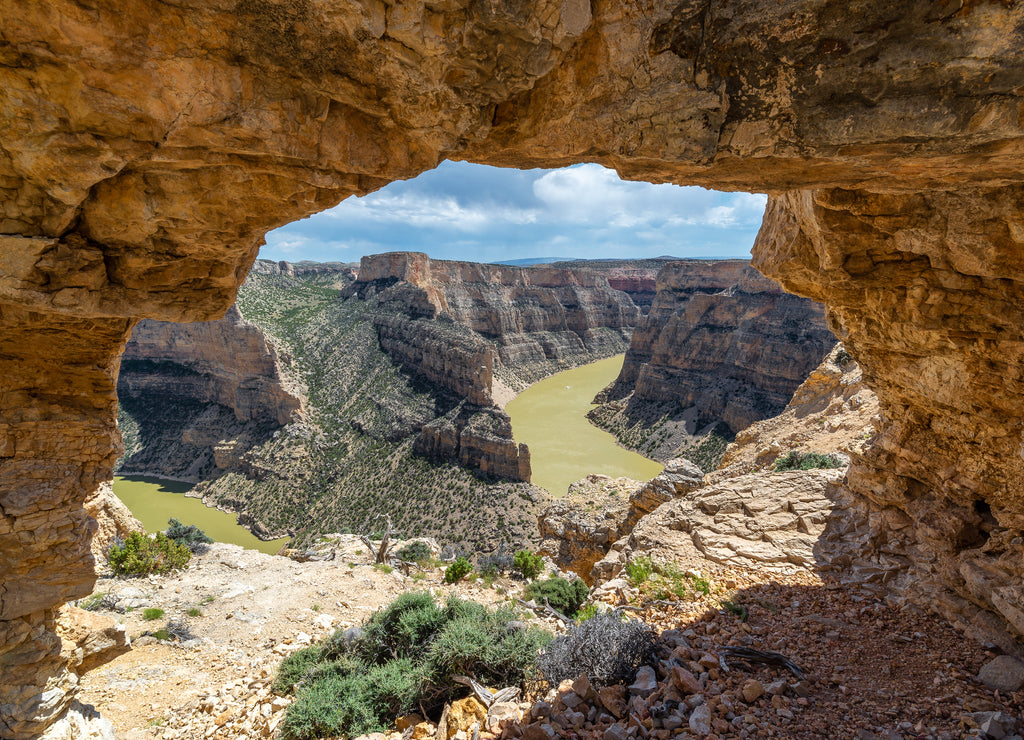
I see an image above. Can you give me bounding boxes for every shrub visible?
[395,541,432,563]
[186,607,202,617]
[537,612,655,686]
[275,593,550,740]
[108,532,191,576]
[477,549,514,578]
[624,556,654,586]
[444,557,472,584]
[525,577,589,618]
[165,518,213,554]
[773,451,844,472]
[142,608,165,621]
[513,550,543,581]
[575,603,599,622]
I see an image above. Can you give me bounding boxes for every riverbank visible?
[506,354,663,496]
[112,476,290,555]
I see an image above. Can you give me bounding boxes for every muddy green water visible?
[112,476,289,555]
[507,355,664,496]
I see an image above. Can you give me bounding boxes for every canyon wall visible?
[754,187,1024,655]
[115,305,303,481]
[610,260,836,433]
[121,305,302,426]
[3,0,1024,734]
[348,252,641,394]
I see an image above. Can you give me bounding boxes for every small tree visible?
[166,518,213,554]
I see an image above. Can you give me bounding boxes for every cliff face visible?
[616,261,834,429]
[348,252,642,397]
[121,306,302,426]
[116,305,303,480]
[754,187,1024,656]
[591,260,836,465]
[4,0,1024,734]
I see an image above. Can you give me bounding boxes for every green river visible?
[112,476,289,555]
[506,354,664,496]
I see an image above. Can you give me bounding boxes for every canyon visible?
[2,0,1024,736]
[590,259,835,465]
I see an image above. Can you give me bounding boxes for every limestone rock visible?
[4,0,1024,734]
[598,260,835,444]
[615,469,846,576]
[121,305,303,426]
[55,605,130,676]
[978,656,1024,694]
[711,343,879,482]
[83,482,143,571]
[37,702,116,740]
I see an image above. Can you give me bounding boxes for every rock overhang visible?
[4,0,1024,735]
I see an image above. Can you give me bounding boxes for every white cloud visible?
[324,192,538,232]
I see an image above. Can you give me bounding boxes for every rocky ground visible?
[75,538,1024,740]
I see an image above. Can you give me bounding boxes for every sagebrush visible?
[108,532,191,576]
[773,451,844,472]
[536,612,655,687]
[275,593,551,740]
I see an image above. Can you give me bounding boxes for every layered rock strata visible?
[348,252,641,394]
[116,305,304,481]
[538,458,704,583]
[3,0,1024,733]
[598,469,848,581]
[754,187,1024,655]
[709,343,879,483]
[343,252,644,483]
[415,405,531,481]
[121,305,302,427]
[603,260,836,437]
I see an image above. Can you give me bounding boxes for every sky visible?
[260,161,768,265]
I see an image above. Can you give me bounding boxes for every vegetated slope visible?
[191,268,548,551]
[589,260,836,472]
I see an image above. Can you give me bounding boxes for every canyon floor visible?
[76,541,1022,740]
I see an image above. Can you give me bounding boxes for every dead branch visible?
[718,646,805,680]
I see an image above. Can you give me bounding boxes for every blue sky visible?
[261,162,767,264]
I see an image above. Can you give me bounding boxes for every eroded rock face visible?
[539,458,704,583]
[349,252,641,395]
[3,0,1024,732]
[606,260,836,434]
[121,306,303,426]
[83,482,143,573]
[754,187,1024,655]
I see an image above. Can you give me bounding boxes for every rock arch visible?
[2,0,1024,734]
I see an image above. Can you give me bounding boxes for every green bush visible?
[165,518,213,554]
[773,451,844,472]
[395,541,432,563]
[142,608,165,621]
[525,577,589,618]
[275,593,550,740]
[624,556,654,586]
[513,550,543,581]
[108,532,191,576]
[444,557,472,584]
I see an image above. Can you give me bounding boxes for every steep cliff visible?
[346,252,641,397]
[590,260,835,466]
[116,304,304,480]
[4,0,1024,734]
